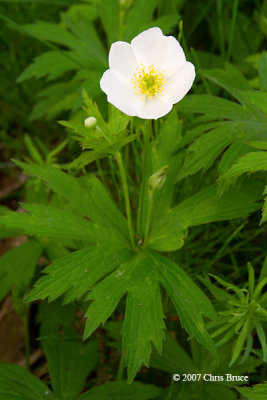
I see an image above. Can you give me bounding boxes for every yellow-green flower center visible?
[131,65,165,99]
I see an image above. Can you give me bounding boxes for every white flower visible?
[100,27,195,120]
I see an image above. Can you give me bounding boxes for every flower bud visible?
[120,0,133,11]
[148,165,168,192]
[84,116,97,129]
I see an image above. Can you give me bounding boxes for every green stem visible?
[22,314,30,371]
[216,0,225,59]
[226,0,239,62]
[116,350,125,381]
[115,152,135,249]
[143,189,153,248]
[137,122,151,236]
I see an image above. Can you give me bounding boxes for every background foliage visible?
[0,0,267,399]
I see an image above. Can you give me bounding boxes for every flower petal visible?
[153,35,186,78]
[131,27,164,67]
[163,62,196,104]
[131,27,186,78]
[109,41,138,78]
[137,97,172,120]
[100,69,143,116]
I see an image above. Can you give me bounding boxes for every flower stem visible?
[115,151,135,249]
[143,189,153,248]
[116,349,125,381]
[22,314,30,371]
[137,121,152,236]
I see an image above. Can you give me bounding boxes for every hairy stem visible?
[115,151,135,249]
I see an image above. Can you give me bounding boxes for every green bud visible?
[84,116,97,129]
[120,0,133,11]
[148,165,168,192]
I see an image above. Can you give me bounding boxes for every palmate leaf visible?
[237,383,267,400]
[170,180,263,227]
[177,63,267,182]
[29,245,215,382]
[42,336,98,400]
[67,131,139,170]
[122,257,165,382]
[149,332,196,374]
[220,151,267,180]
[83,251,216,381]
[27,246,132,304]
[0,203,95,241]
[78,381,161,400]
[12,8,108,120]
[203,63,251,99]
[149,252,217,356]
[148,180,263,252]
[16,51,78,83]
[0,339,160,400]
[0,363,56,400]
[85,259,165,384]
[13,161,129,242]
[219,150,267,224]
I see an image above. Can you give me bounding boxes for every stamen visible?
[131,64,165,100]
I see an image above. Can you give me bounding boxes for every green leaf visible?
[261,186,267,224]
[108,104,130,134]
[230,318,250,365]
[179,94,252,121]
[148,213,187,252]
[150,332,196,374]
[220,151,267,180]
[203,64,251,100]
[218,141,253,177]
[122,254,165,382]
[259,52,267,91]
[143,14,180,34]
[237,90,267,114]
[37,300,76,337]
[14,161,128,242]
[0,363,56,400]
[170,181,263,227]
[17,51,78,83]
[27,246,132,303]
[177,124,239,181]
[0,240,42,301]
[237,383,267,400]
[123,0,157,41]
[78,381,161,400]
[29,81,79,121]
[150,251,217,356]
[0,203,95,240]
[82,90,111,139]
[100,0,120,46]
[42,335,98,400]
[255,321,267,362]
[84,252,166,382]
[23,21,78,48]
[84,260,134,339]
